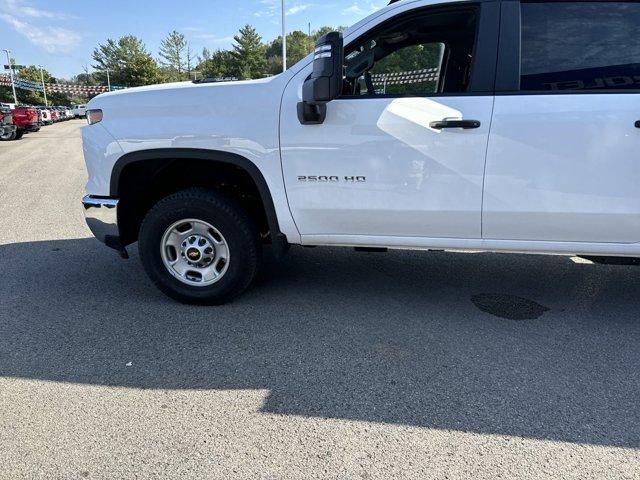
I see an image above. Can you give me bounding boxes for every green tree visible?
[231,25,267,79]
[92,35,162,87]
[199,47,212,63]
[265,30,313,75]
[69,95,88,106]
[186,44,195,80]
[72,71,98,87]
[0,87,14,104]
[197,50,236,79]
[159,30,188,81]
[14,66,49,105]
[312,26,339,41]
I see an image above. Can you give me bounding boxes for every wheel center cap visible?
[186,248,202,261]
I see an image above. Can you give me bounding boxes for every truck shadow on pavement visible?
[1,238,639,449]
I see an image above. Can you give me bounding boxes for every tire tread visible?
[139,188,261,305]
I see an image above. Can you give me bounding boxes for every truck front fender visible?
[110,148,289,256]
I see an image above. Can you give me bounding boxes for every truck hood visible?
[84,69,293,159]
[88,74,290,109]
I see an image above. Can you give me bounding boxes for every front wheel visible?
[139,188,261,305]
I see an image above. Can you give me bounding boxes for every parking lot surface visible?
[0,120,639,479]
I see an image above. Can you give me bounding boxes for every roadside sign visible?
[4,65,25,70]
[0,75,42,92]
[1,74,121,95]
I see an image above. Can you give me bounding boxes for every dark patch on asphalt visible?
[471,294,549,320]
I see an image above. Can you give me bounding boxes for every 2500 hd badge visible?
[297,175,366,182]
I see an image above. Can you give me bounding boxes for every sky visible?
[0,0,388,79]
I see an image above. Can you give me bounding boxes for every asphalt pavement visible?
[0,120,638,479]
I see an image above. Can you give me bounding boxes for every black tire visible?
[0,129,15,141]
[14,130,23,140]
[139,188,261,305]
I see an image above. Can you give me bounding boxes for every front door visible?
[280,2,497,240]
[484,0,640,244]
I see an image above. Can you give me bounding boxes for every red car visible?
[50,109,58,123]
[11,106,40,139]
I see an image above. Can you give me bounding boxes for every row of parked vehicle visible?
[0,103,86,141]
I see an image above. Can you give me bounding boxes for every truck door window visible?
[342,6,479,97]
[520,1,640,92]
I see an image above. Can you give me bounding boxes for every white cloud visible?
[254,0,278,18]
[343,5,363,15]
[192,34,235,49]
[177,27,234,48]
[287,4,312,15]
[18,6,78,20]
[0,12,81,53]
[343,2,384,16]
[254,0,314,18]
[1,0,77,20]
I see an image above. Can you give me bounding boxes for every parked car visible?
[50,109,58,123]
[82,0,640,304]
[0,104,17,141]
[35,107,44,127]
[72,104,86,118]
[37,107,53,125]
[55,107,67,121]
[11,106,40,139]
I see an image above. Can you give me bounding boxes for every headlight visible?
[86,109,103,125]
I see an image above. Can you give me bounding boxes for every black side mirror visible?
[298,32,344,125]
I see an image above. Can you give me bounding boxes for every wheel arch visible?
[111,148,286,252]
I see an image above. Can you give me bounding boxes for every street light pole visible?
[2,49,18,105]
[106,68,111,92]
[281,0,287,72]
[38,65,48,107]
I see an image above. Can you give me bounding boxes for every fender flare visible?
[110,148,284,243]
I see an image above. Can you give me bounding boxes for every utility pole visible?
[281,0,287,72]
[38,65,48,107]
[106,68,111,92]
[2,49,18,105]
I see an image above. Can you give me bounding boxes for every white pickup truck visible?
[72,104,86,118]
[82,0,640,304]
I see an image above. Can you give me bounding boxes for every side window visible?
[368,43,445,96]
[342,6,479,97]
[520,1,640,92]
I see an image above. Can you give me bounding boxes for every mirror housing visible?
[298,31,344,125]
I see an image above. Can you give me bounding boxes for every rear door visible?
[483,0,640,243]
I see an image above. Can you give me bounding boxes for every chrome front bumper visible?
[82,195,127,257]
